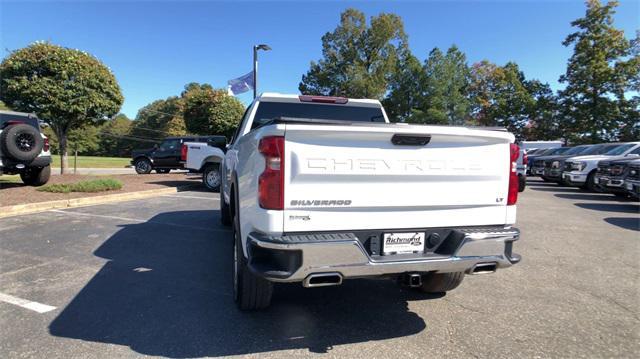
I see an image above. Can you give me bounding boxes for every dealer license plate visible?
[383,232,425,255]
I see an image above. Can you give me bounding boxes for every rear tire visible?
[0,124,43,162]
[419,272,465,293]
[220,194,232,226]
[134,158,152,174]
[203,164,221,192]
[232,214,272,310]
[20,165,51,186]
[582,171,597,192]
[518,175,526,192]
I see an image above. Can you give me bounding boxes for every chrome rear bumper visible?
[247,227,520,283]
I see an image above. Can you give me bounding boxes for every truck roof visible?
[257,93,383,108]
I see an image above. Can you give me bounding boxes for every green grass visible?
[37,178,123,193]
[51,156,130,168]
[0,175,21,184]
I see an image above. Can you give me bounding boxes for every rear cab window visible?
[0,112,40,130]
[159,139,180,151]
[251,101,386,130]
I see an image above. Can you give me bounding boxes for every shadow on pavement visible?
[574,202,639,214]
[49,210,428,357]
[0,182,24,189]
[604,217,640,231]
[147,180,203,189]
[555,193,632,202]
[529,186,581,193]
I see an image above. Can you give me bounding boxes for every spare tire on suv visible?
[0,123,44,162]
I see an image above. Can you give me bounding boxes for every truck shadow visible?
[604,217,640,232]
[574,202,639,214]
[555,193,634,202]
[48,210,428,357]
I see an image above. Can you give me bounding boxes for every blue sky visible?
[1,0,638,118]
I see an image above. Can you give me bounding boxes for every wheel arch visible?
[133,155,153,164]
[199,155,224,172]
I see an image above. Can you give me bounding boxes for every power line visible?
[137,107,183,118]
[97,131,161,143]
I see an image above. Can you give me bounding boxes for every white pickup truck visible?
[196,93,521,310]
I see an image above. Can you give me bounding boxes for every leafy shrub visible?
[37,178,123,193]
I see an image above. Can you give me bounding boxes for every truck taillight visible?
[180,144,187,161]
[523,152,528,166]
[258,136,285,210]
[43,137,50,152]
[508,143,519,206]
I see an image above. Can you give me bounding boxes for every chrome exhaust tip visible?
[303,273,343,288]
[468,262,498,275]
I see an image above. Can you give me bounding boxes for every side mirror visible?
[153,144,159,150]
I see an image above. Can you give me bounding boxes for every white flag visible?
[227,71,254,96]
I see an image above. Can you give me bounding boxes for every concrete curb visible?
[0,185,198,218]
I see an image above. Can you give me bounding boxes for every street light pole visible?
[253,46,258,99]
[253,44,271,99]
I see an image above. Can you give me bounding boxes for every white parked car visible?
[218,93,521,310]
[563,142,640,191]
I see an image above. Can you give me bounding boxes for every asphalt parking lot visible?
[0,179,638,358]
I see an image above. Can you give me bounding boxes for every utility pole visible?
[253,44,271,99]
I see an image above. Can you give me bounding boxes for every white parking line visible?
[0,292,56,313]
[50,209,229,233]
[164,194,220,200]
[50,209,146,223]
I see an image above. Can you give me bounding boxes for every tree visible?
[523,80,562,141]
[132,96,186,141]
[182,83,245,139]
[468,61,500,126]
[411,45,471,125]
[558,0,639,143]
[0,100,10,110]
[383,53,424,122]
[99,114,133,157]
[468,61,536,139]
[0,42,123,173]
[416,48,448,124]
[42,125,100,156]
[299,8,408,99]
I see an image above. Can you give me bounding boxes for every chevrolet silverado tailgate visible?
[283,123,515,232]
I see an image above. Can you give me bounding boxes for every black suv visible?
[0,111,52,186]
[131,136,226,174]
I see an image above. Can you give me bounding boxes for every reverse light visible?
[258,136,285,210]
[180,144,188,161]
[43,137,50,152]
[508,143,519,206]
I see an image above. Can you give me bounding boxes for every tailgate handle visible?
[391,134,431,146]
